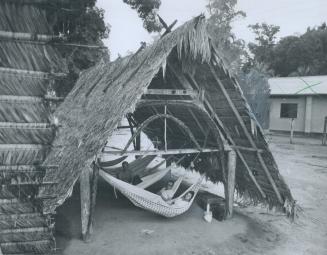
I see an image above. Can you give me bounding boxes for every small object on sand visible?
[203,203,213,223]
[141,229,154,235]
[197,192,225,221]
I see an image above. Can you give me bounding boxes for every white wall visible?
[311,96,327,133]
[269,96,327,134]
[269,97,306,132]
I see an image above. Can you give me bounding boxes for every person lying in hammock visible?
[167,191,194,206]
[158,175,185,201]
[158,180,175,201]
[118,161,142,185]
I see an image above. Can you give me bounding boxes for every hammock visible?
[97,155,128,168]
[136,167,171,189]
[99,155,157,177]
[100,170,204,217]
[157,175,184,201]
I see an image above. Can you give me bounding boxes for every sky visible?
[97,0,327,60]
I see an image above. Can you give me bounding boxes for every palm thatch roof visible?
[0,1,68,253]
[39,15,295,215]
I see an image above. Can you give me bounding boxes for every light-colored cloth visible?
[159,188,175,201]
[167,198,189,207]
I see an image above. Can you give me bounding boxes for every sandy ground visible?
[55,134,327,255]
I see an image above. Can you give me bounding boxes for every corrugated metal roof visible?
[269,75,327,95]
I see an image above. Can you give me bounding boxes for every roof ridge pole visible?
[208,63,283,204]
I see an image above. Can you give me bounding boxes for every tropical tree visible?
[247,22,327,77]
[47,0,161,95]
[123,0,162,32]
[206,0,246,73]
[245,23,280,72]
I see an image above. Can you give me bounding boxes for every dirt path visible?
[55,135,327,255]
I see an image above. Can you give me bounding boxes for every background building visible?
[269,76,327,134]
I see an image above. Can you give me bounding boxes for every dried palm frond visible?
[0,126,54,144]
[0,101,50,123]
[0,146,49,165]
[0,2,51,34]
[0,74,49,96]
[0,239,54,254]
[0,41,67,73]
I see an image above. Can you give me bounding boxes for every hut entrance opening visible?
[80,63,233,240]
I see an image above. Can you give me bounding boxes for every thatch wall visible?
[0,100,50,123]
[0,145,49,165]
[38,16,295,215]
[0,74,49,96]
[0,41,65,72]
[0,2,51,33]
[0,1,67,253]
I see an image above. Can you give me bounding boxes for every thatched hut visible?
[37,15,295,241]
[0,0,68,254]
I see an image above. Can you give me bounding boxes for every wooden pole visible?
[322,117,327,146]
[80,167,91,242]
[164,105,167,151]
[80,163,99,242]
[290,118,294,144]
[87,162,99,238]
[225,149,236,219]
[103,148,222,157]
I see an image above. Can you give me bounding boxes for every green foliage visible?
[207,0,245,37]
[273,24,327,76]
[247,22,327,77]
[44,0,110,95]
[205,1,270,126]
[206,0,246,73]
[48,0,109,43]
[44,0,109,80]
[246,23,280,71]
[123,0,162,32]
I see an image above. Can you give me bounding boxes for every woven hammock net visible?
[100,170,203,218]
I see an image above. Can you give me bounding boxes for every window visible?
[280,103,298,118]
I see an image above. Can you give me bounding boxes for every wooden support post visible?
[127,117,136,149]
[225,150,237,219]
[164,105,167,151]
[80,163,99,242]
[135,133,141,151]
[290,118,294,144]
[88,162,99,237]
[80,167,91,242]
[322,117,327,146]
